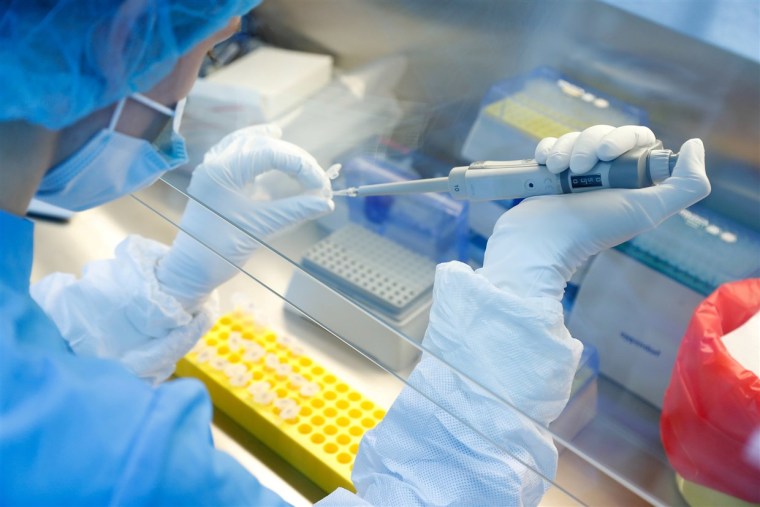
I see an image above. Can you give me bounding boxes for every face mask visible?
[35,93,188,212]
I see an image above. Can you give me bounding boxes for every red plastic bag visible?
[661,278,760,503]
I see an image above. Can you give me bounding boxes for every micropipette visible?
[333,141,679,201]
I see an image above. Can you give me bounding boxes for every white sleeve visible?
[318,261,583,506]
[31,234,216,383]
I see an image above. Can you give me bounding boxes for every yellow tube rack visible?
[175,310,386,493]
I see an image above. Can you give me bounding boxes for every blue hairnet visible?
[0,0,261,129]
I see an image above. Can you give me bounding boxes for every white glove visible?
[480,125,711,300]
[156,125,334,310]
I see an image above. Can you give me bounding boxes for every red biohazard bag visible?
[661,278,760,503]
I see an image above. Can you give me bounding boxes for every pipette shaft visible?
[334,141,678,202]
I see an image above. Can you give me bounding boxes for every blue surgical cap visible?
[0,0,261,129]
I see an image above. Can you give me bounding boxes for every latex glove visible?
[480,125,711,300]
[157,125,334,310]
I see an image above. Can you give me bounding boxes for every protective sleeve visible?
[0,288,288,506]
[317,261,583,506]
[30,234,216,383]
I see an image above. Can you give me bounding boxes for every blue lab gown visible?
[0,209,290,506]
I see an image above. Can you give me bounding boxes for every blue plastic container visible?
[342,154,469,263]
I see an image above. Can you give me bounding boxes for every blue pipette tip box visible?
[342,154,469,263]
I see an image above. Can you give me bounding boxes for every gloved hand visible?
[480,125,711,300]
[156,125,334,310]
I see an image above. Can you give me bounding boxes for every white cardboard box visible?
[567,249,705,408]
[206,46,333,120]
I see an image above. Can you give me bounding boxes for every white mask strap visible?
[130,92,176,117]
[107,93,186,134]
[172,97,187,132]
[108,98,127,132]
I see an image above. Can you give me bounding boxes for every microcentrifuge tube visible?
[288,373,306,387]
[196,347,216,364]
[325,163,342,180]
[273,397,296,411]
[264,353,280,370]
[279,405,299,421]
[274,398,299,421]
[224,363,247,379]
[243,343,265,362]
[300,382,320,398]
[229,371,253,387]
[253,390,276,406]
[275,363,293,378]
[248,381,271,395]
[228,332,244,351]
[210,356,228,371]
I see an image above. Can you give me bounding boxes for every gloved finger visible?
[545,131,581,174]
[259,194,336,226]
[626,139,710,226]
[292,193,336,215]
[206,124,284,160]
[534,137,558,164]
[569,125,615,174]
[250,138,331,192]
[597,125,656,161]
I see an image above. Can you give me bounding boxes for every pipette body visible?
[334,141,679,202]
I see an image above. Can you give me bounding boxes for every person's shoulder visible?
[0,282,71,353]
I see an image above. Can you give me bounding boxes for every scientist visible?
[0,1,710,505]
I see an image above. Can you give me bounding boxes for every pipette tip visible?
[332,187,358,197]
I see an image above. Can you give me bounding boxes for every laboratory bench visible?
[30,0,759,505]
